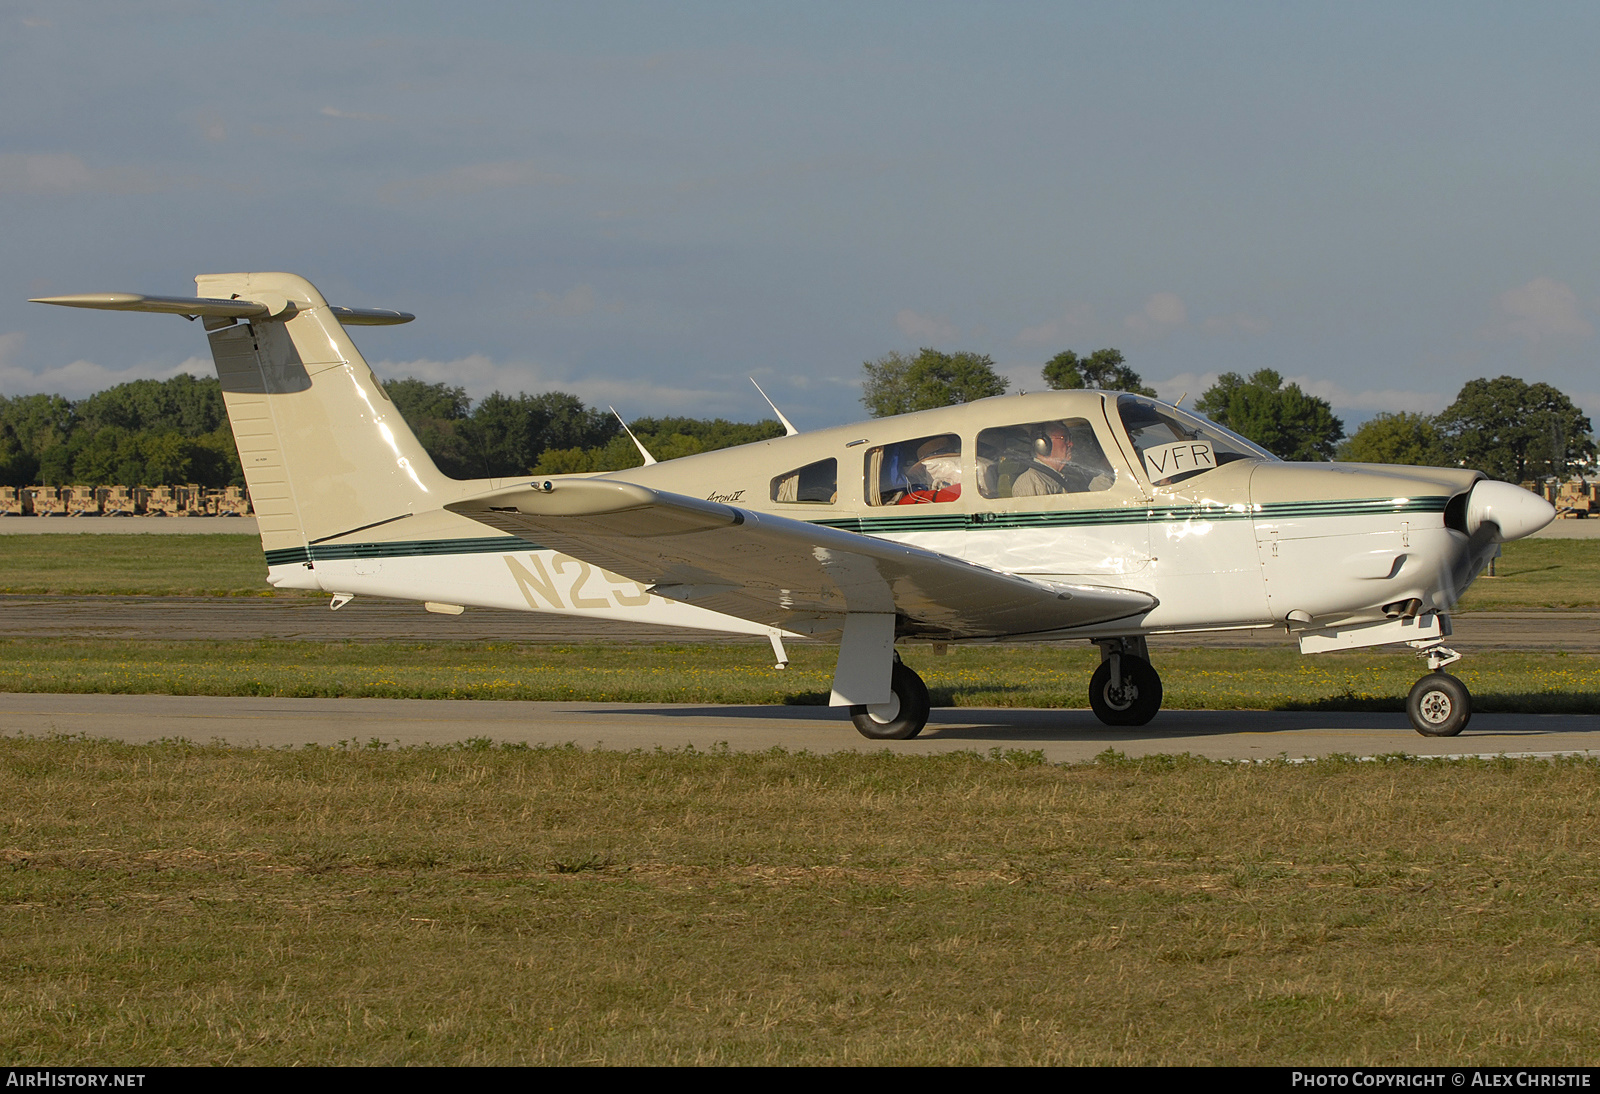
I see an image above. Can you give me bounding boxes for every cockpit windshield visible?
[1116,395,1276,486]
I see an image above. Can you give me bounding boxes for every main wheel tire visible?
[1407,672,1472,737]
[850,662,931,740]
[1089,654,1163,727]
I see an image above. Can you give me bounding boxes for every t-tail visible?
[33,273,468,585]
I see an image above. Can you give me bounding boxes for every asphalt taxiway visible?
[3,692,1595,762]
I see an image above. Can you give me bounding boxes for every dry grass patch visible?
[3,738,1600,1064]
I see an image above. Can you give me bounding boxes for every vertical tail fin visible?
[195,272,455,555]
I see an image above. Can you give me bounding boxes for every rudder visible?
[196,272,456,557]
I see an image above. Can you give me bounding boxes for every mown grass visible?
[3,737,1599,1065]
[1,639,1596,713]
[0,533,1595,607]
[0,534,281,597]
[1458,538,1600,611]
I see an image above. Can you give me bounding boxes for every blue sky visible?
[3,1,1597,433]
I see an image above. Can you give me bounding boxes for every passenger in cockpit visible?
[898,434,962,504]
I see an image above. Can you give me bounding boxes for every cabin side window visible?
[977,418,1115,499]
[770,458,838,504]
[865,434,963,506]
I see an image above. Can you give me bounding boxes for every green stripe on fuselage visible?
[261,496,1449,565]
[816,495,1448,535]
[264,535,535,568]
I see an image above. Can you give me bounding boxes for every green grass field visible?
[0,533,1595,607]
[1,638,1595,713]
[1459,538,1600,610]
[0,534,281,597]
[4,737,1599,1065]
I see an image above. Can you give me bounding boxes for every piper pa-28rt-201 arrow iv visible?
[33,273,1557,739]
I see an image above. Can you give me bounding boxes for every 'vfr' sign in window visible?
[1142,440,1216,483]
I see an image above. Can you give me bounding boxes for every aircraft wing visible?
[446,478,1155,640]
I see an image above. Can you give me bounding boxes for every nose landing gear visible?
[1407,641,1471,737]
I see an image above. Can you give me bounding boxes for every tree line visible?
[383,378,784,476]
[1338,377,1594,483]
[0,376,241,489]
[0,374,783,489]
[860,346,1593,481]
[6,358,1588,490]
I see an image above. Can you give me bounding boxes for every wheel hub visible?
[865,693,902,723]
[1419,691,1453,724]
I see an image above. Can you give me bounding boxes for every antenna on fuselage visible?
[611,407,658,466]
[1173,392,1188,408]
[749,378,800,436]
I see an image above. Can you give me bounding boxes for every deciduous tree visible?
[1337,412,1445,466]
[861,349,1009,417]
[1042,348,1156,397]
[1193,369,1344,461]
[1435,376,1594,482]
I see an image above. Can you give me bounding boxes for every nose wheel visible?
[1406,640,1471,737]
[1407,672,1472,737]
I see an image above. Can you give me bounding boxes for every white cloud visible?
[1015,302,1095,347]
[0,152,164,195]
[0,153,94,194]
[372,355,732,414]
[1486,277,1594,345]
[535,284,597,318]
[1149,371,1218,406]
[1201,312,1270,337]
[0,339,211,399]
[321,106,392,123]
[378,160,572,202]
[1286,376,1446,415]
[996,361,1047,394]
[197,111,227,142]
[894,309,958,344]
[1148,369,1445,415]
[1123,292,1187,339]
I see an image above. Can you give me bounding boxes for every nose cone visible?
[1466,480,1557,542]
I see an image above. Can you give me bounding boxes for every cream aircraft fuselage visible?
[32,272,1557,740]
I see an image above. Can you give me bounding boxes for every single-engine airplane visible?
[33,272,1557,739]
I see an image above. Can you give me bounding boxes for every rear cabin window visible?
[865,433,963,506]
[977,418,1115,498]
[771,458,837,504]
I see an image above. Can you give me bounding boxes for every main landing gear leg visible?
[1089,637,1163,727]
[1406,639,1471,738]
